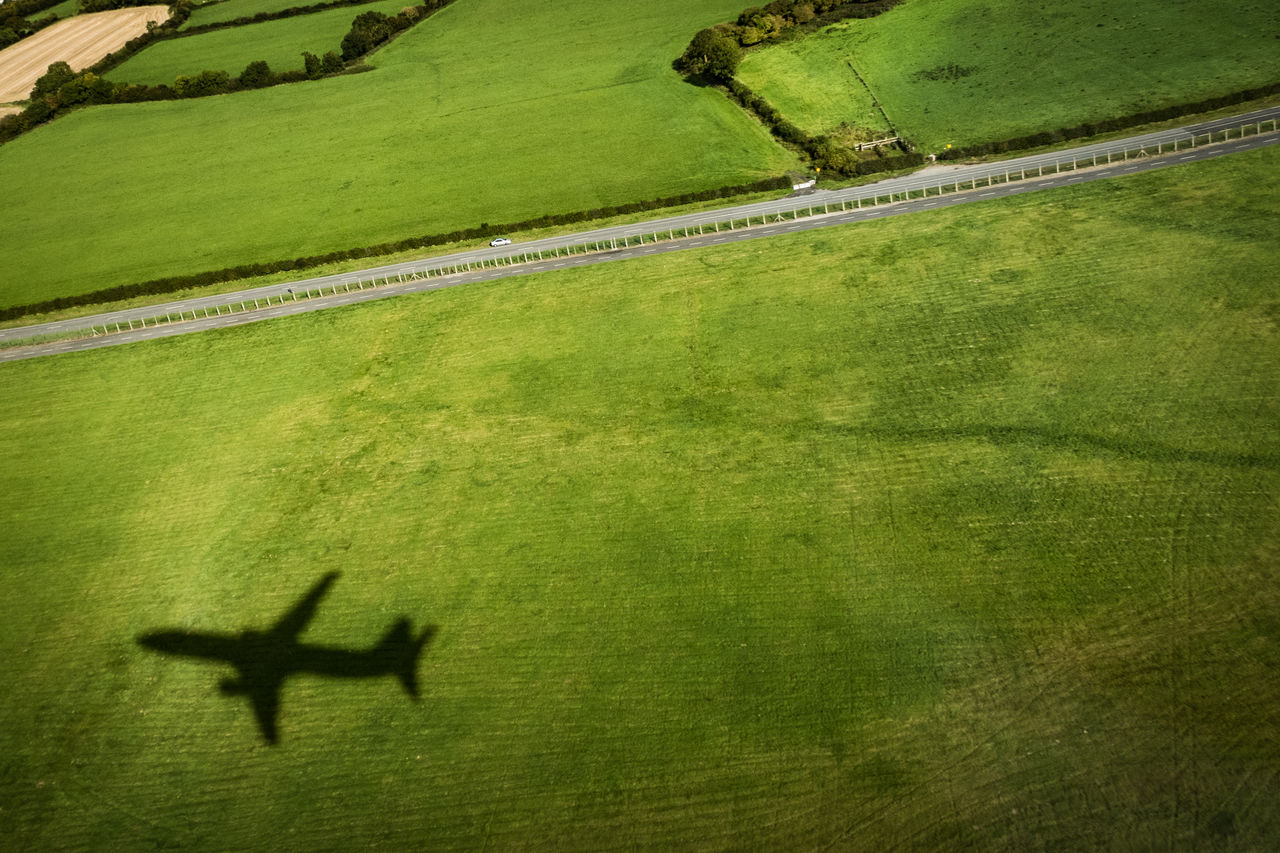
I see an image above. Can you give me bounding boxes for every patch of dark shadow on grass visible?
[912,63,978,82]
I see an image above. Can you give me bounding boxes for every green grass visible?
[114,0,407,84]
[45,0,80,19]
[182,0,382,29]
[738,0,1280,150]
[1,146,1277,849]
[0,0,797,311]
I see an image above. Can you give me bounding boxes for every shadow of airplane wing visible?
[270,571,339,639]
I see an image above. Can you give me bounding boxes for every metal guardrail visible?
[61,116,1280,342]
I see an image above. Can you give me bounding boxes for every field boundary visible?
[177,0,392,37]
[0,176,791,322]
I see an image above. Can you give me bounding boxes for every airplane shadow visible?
[137,572,436,745]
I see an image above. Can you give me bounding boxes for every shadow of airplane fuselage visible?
[138,572,435,744]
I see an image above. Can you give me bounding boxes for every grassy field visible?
[114,0,409,84]
[738,0,1280,150]
[2,146,1277,849]
[0,0,796,311]
[182,0,384,29]
[45,0,80,19]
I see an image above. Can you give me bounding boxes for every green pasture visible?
[738,0,1280,150]
[114,0,407,84]
[183,0,383,29]
[2,147,1277,849]
[45,0,79,19]
[0,0,796,311]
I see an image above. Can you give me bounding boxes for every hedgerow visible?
[675,1,909,178]
[937,82,1280,160]
[0,176,791,321]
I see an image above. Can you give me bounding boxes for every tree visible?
[302,51,322,79]
[174,70,231,98]
[321,51,345,74]
[238,60,274,89]
[56,72,113,106]
[676,28,741,82]
[340,10,394,61]
[30,61,75,100]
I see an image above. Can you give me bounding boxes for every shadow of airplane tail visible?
[379,619,437,699]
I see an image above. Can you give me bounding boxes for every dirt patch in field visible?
[0,105,24,119]
[0,6,170,103]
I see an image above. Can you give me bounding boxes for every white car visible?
[489,237,512,247]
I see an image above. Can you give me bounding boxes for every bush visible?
[238,60,275,89]
[675,27,741,82]
[30,62,76,100]
[175,70,232,98]
[56,72,114,106]
[340,10,395,61]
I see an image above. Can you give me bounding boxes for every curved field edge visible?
[0,0,798,310]
[737,0,1280,150]
[1,146,1277,849]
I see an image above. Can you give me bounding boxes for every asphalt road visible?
[2,106,1277,364]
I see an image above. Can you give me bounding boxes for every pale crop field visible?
[0,6,170,102]
[738,0,1280,150]
[1,146,1277,849]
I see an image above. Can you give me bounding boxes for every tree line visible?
[0,0,67,49]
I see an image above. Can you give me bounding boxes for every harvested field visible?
[0,6,169,103]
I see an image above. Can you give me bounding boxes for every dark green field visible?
[1,146,1277,848]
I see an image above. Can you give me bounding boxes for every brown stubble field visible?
[0,6,169,104]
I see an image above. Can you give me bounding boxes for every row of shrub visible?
[726,78,919,177]
[674,0,900,81]
[723,0,900,47]
[938,81,1280,160]
[0,1,453,145]
[179,0,432,39]
[0,177,793,322]
[0,0,67,49]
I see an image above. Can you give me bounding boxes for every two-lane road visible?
[2,106,1277,363]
